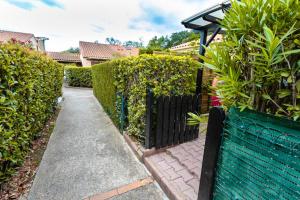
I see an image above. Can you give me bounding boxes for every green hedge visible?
[92,55,199,141]
[65,66,92,87]
[92,62,118,125]
[0,43,63,182]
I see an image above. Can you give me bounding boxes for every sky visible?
[0,0,221,51]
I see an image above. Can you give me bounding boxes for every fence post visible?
[145,89,154,149]
[198,107,225,200]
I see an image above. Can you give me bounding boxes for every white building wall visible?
[80,54,92,66]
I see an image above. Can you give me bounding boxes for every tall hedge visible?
[65,66,92,87]
[92,62,118,125]
[92,55,199,141]
[0,43,63,182]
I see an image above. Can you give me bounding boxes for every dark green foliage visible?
[92,55,199,141]
[106,37,121,45]
[65,66,92,88]
[92,62,118,126]
[0,43,63,182]
[63,47,80,53]
[146,30,200,51]
[202,0,300,120]
[123,40,143,48]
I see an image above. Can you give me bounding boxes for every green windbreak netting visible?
[213,107,300,200]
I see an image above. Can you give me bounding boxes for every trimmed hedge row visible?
[92,62,118,125]
[0,43,63,182]
[92,54,199,141]
[65,66,92,87]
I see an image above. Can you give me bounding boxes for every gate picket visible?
[174,96,182,144]
[156,96,164,148]
[162,96,170,147]
[168,96,176,145]
[146,91,202,149]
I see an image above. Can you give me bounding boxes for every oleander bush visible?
[0,43,63,182]
[92,55,199,141]
[201,0,300,120]
[92,62,118,125]
[65,66,92,87]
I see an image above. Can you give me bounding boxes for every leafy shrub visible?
[0,43,63,181]
[65,66,92,87]
[92,62,118,125]
[92,55,199,141]
[202,0,300,120]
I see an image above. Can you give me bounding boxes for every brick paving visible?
[145,133,206,200]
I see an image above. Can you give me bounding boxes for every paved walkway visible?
[28,87,166,200]
[145,128,207,200]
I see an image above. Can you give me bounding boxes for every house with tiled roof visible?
[47,52,81,66]
[170,34,223,53]
[79,41,139,66]
[0,30,48,51]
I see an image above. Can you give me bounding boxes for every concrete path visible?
[28,87,166,200]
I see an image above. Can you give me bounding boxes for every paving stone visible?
[164,168,181,181]
[169,161,184,172]
[183,188,198,200]
[191,145,201,152]
[189,149,201,158]
[181,143,193,151]
[178,169,193,182]
[172,152,189,162]
[172,178,192,192]
[157,160,172,170]
[149,154,164,163]
[187,178,200,193]
[167,146,183,154]
[192,166,202,178]
[161,153,176,163]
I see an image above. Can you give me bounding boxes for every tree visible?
[146,31,200,50]
[123,40,143,48]
[63,47,80,53]
[147,36,168,50]
[105,37,121,45]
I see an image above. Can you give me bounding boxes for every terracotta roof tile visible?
[47,51,81,62]
[79,41,139,60]
[0,30,34,43]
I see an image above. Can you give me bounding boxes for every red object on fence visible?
[211,77,221,107]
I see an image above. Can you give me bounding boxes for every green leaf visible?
[262,94,271,100]
[277,89,291,98]
[279,49,300,56]
[281,72,289,77]
[296,80,300,92]
[263,25,274,43]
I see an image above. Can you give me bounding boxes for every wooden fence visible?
[145,90,201,149]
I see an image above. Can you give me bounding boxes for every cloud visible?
[6,0,34,10]
[6,0,64,10]
[91,25,105,33]
[40,0,64,9]
[0,0,222,51]
[129,5,180,33]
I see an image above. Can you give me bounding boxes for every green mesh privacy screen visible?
[213,107,300,200]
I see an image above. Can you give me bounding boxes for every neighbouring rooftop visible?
[47,52,81,63]
[0,30,34,43]
[79,41,139,60]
